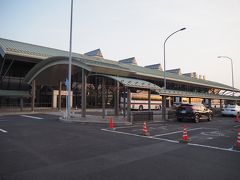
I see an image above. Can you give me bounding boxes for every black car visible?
[176,103,213,123]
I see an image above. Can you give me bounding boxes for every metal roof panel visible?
[0,37,236,91]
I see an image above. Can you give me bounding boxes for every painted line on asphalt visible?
[0,128,7,133]
[188,143,240,153]
[101,128,179,143]
[101,128,240,153]
[114,122,166,130]
[20,115,44,120]
[154,127,203,137]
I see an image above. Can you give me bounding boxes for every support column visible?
[114,81,120,116]
[81,69,87,117]
[162,95,166,121]
[102,78,106,119]
[31,80,35,112]
[127,87,131,123]
[220,99,223,109]
[20,98,23,111]
[95,76,98,106]
[148,90,151,111]
[189,97,191,104]
[208,98,212,108]
[168,97,172,107]
[123,87,126,118]
[58,81,62,111]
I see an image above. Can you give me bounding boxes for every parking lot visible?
[103,116,240,152]
[0,114,240,180]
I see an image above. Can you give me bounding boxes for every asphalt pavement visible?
[0,113,240,180]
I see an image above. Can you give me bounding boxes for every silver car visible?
[221,104,240,116]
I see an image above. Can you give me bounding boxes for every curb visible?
[58,117,132,125]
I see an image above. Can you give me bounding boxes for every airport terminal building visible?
[0,37,239,115]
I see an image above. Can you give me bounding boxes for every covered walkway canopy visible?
[89,74,162,121]
[91,74,161,91]
[23,56,162,119]
[23,55,240,112]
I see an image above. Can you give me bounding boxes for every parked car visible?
[221,104,240,116]
[176,103,213,123]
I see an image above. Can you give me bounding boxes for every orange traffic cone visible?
[234,129,240,150]
[180,125,190,143]
[142,121,149,136]
[109,116,114,129]
[236,113,239,123]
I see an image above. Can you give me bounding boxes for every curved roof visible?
[24,56,92,84]
[24,56,135,85]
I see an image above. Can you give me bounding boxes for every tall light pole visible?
[217,56,235,96]
[67,0,74,120]
[163,28,186,89]
[162,28,186,121]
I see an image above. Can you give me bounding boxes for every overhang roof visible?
[24,56,135,85]
[92,74,161,90]
[0,37,238,92]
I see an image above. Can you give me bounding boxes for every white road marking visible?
[101,128,179,143]
[154,127,203,137]
[114,122,166,130]
[200,131,225,137]
[20,115,43,120]
[0,128,7,133]
[101,128,240,153]
[188,143,240,153]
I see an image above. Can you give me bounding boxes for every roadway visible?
[0,114,239,180]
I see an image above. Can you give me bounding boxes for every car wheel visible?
[195,114,200,123]
[208,114,212,121]
[139,105,143,111]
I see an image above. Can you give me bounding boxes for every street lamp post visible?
[217,56,234,96]
[162,28,186,121]
[67,0,74,120]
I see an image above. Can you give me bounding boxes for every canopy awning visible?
[93,74,162,91]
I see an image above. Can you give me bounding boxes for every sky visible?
[1,0,240,89]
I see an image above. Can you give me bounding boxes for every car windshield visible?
[178,105,193,111]
[225,105,239,108]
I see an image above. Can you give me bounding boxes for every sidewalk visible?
[59,114,132,125]
[0,109,132,125]
[48,110,166,124]
[0,108,167,124]
[43,110,130,125]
